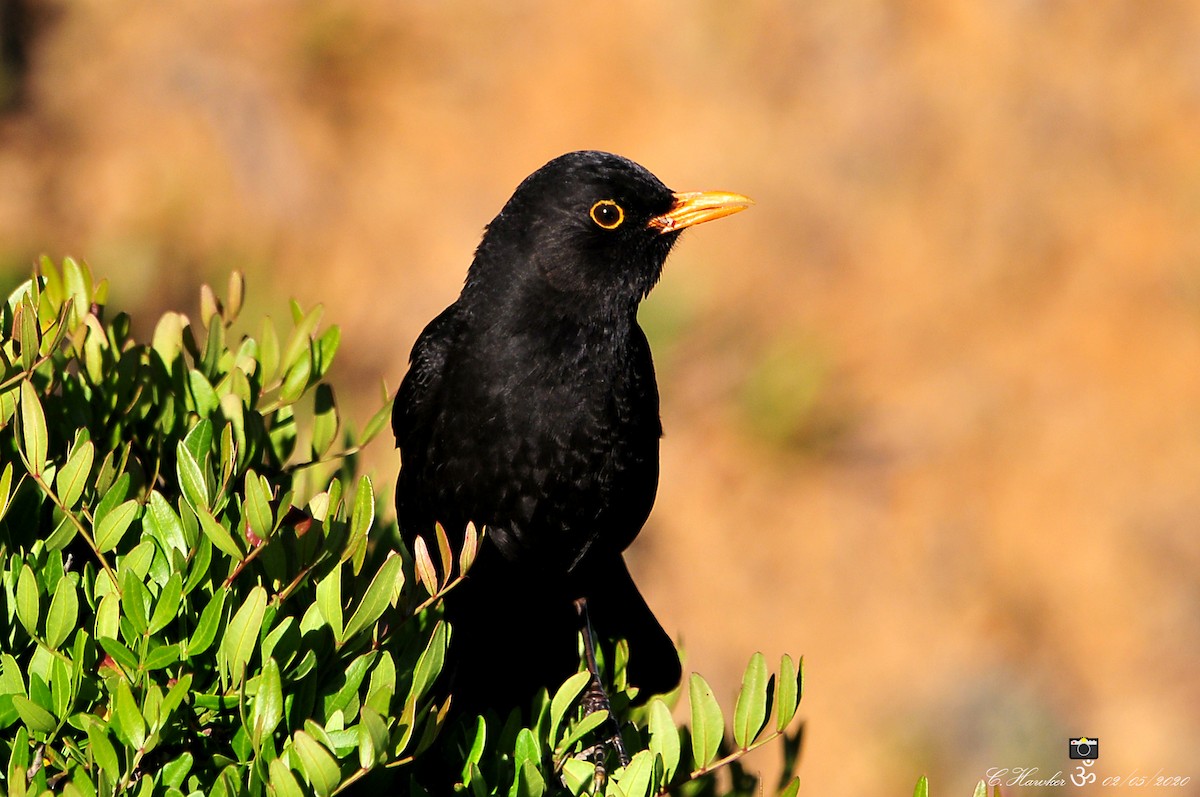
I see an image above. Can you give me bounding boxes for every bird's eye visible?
[589,200,625,230]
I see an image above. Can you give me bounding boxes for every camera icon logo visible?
[1069,737,1099,760]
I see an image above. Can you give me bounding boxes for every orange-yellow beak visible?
[648,190,754,234]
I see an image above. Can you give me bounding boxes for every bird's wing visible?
[392,301,465,452]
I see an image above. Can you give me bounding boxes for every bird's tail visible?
[583,555,682,703]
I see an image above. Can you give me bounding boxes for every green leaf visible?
[413,536,438,594]
[15,564,40,638]
[12,695,56,735]
[244,470,274,542]
[112,678,146,750]
[513,726,541,766]
[345,475,374,567]
[259,317,281,383]
[95,499,138,552]
[279,352,312,404]
[145,643,181,670]
[146,490,188,558]
[408,620,449,706]
[198,507,244,561]
[148,573,183,636]
[221,586,267,686]
[160,674,193,727]
[315,563,343,642]
[151,311,187,365]
[311,383,338,458]
[561,759,596,796]
[280,304,324,375]
[776,654,800,732]
[548,671,591,747]
[252,657,284,748]
[647,698,680,782]
[187,589,227,658]
[187,368,219,417]
[44,573,78,649]
[87,723,120,780]
[162,752,194,790]
[733,651,769,748]
[19,294,39,371]
[313,326,340,379]
[98,637,138,673]
[0,461,14,523]
[120,568,149,636]
[688,673,723,769]
[268,758,305,797]
[342,553,403,644]
[322,651,375,717]
[512,759,545,797]
[777,777,801,797]
[94,472,131,527]
[291,730,339,797]
[359,390,393,447]
[18,380,47,475]
[183,419,214,474]
[914,775,929,797]
[557,709,608,753]
[55,439,94,508]
[614,749,655,797]
[176,439,209,515]
[459,523,480,575]
[358,707,389,769]
[972,779,988,797]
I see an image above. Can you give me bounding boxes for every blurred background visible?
[3,1,1199,793]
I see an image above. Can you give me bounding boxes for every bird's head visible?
[467,151,752,319]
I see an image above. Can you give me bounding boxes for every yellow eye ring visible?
[589,200,625,230]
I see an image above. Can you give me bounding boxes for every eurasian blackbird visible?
[393,150,751,719]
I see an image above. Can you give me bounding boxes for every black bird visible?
[393,150,751,720]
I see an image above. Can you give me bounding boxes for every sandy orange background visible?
[3,2,1199,794]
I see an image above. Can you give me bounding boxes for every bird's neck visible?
[465,255,640,347]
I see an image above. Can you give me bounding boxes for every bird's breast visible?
[433,333,660,569]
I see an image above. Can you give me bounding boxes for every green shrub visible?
[0,258,803,796]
